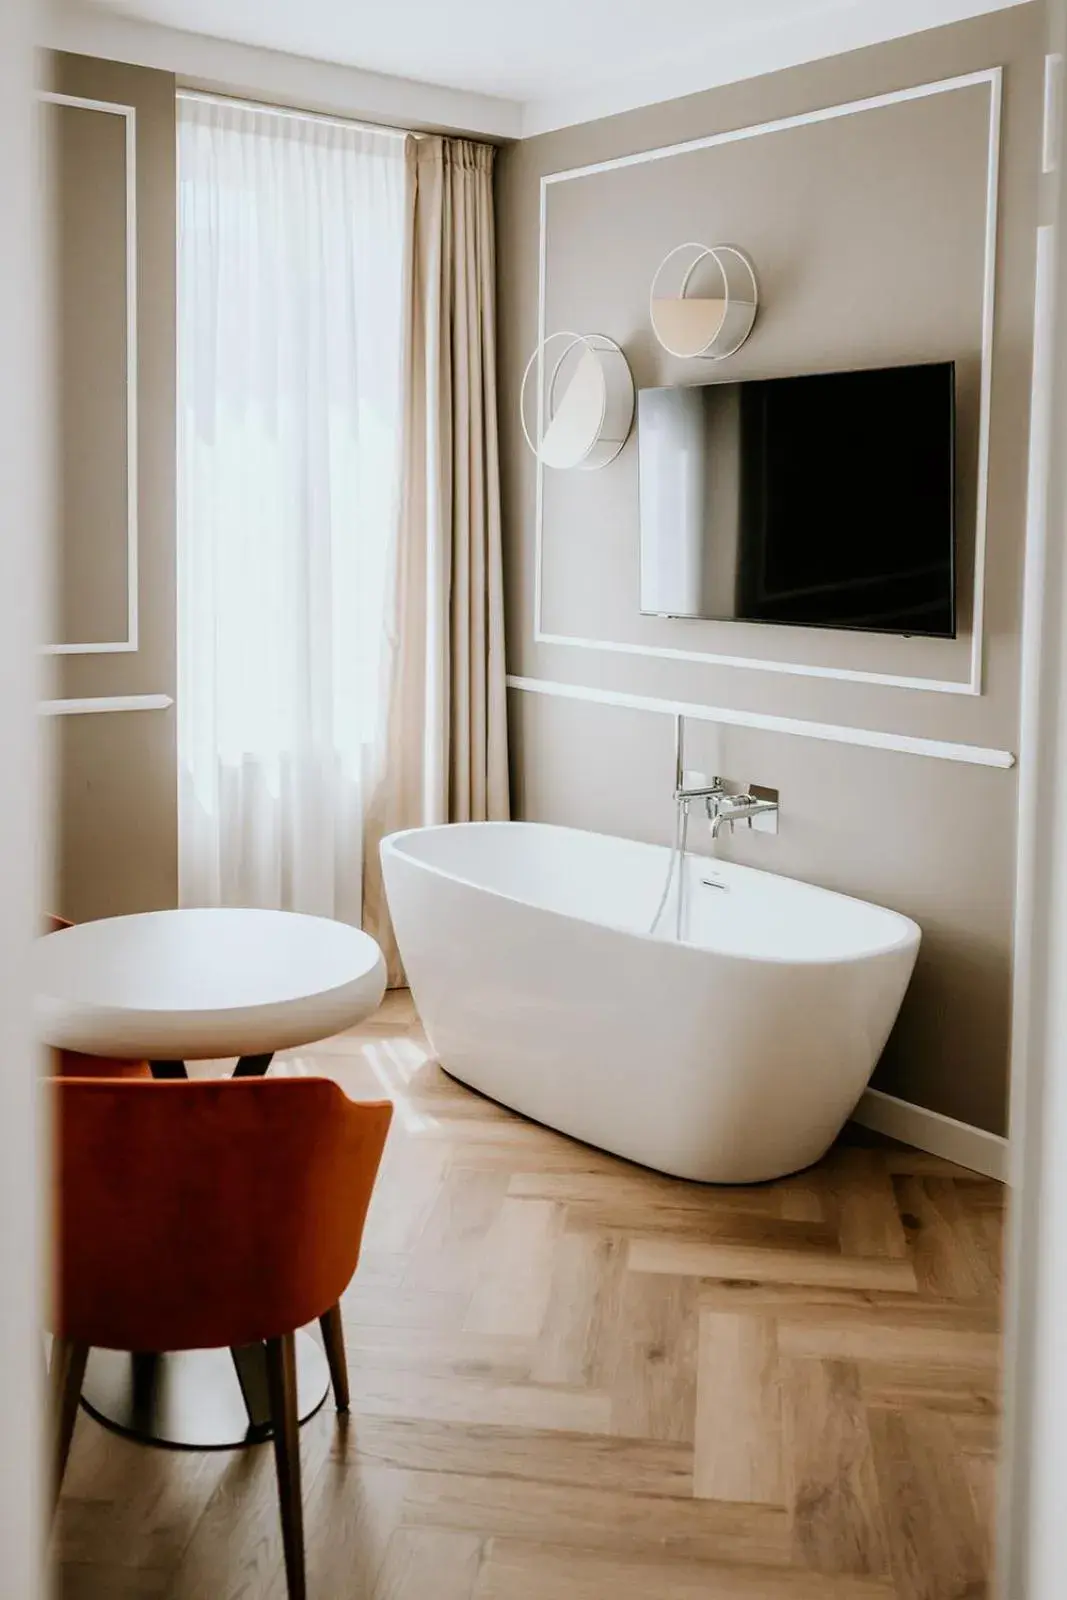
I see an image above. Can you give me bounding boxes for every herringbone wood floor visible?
[55,991,1003,1600]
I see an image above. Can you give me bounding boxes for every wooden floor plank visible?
[344,1364,613,1433]
[399,1469,793,1566]
[338,1321,534,1381]
[963,1450,998,1571]
[830,1150,911,1261]
[591,1260,699,1444]
[57,1562,173,1599]
[373,1527,484,1600]
[54,1416,230,1574]
[858,1361,1000,1416]
[365,1141,451,1257]
[290,1455,408,1600]
[474,1540,898,1600]
[782,1358,889,1579]
[403,1167,511,1296]
[340,1282,471,1331]
[528,1228,616,1387]
[337,1415,696,1498]
[893,1175,999,1303]
[693,1312,785,1505]
[778,1317,999,1369]
[628,1237,918,1293]
[868,1405,988,1600]
[465,1198,561,1337]
[168,1438,302,1600]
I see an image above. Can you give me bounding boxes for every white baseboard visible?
[853,1086,1008,1181]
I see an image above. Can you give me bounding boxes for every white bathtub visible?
[380,822,920,1183]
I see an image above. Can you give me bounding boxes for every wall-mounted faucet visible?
[654,716,780,940]
[673,715,779,839]
[707,788,779,838]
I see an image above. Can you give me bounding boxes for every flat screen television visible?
[637,361,957,638]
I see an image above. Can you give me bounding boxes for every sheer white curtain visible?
[177,96,410,919]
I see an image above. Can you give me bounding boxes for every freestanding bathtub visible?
[380,822,920,1183]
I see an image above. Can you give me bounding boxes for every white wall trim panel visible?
[1043,51,1063,173]
[506,673,1016,768]
[533,68,1003,698]
[41,90,139,657]
[40,694,172,715]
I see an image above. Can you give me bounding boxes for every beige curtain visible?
[364,135,510,982]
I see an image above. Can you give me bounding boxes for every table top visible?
[36,907,386,1061]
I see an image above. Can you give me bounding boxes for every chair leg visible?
[318,1303,349,1413]
[49,1337,89,1510]
[265,1333,306,1600]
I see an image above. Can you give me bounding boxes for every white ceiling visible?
[71,0,1030,136]
[87,0,881,100]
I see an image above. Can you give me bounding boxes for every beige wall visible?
[55,96,129,648]
[497,5,1045,1135]
[50,53,177,920]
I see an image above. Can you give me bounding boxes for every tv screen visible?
[637,361,957,638]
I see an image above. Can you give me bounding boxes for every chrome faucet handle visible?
[675,776,728,803]
[728,793,774,814]
[706,783,779,838]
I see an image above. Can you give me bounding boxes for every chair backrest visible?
[53,1077,392,1351]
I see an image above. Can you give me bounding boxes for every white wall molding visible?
[44,0,521,140]
[40,694,172,716]
[41,90,139,657]
[1043,52,1063,173]
[853,1086,1008,1181]
[534,68,1002,698]
[507,673,1016,769]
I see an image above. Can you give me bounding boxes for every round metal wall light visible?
[650,243,759,360]
[520,331,635,470]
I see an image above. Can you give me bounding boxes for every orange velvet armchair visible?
[45,916,150,1080]
[51,1076,393,1600]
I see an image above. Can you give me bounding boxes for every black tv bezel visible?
[636,358,958,642]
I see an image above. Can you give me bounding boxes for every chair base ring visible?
[80,1330,330,1450]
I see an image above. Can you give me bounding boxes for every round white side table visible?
[37,907,387,1450]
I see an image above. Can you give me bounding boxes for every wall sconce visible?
[520,331,635,470]
[650,243,759,360]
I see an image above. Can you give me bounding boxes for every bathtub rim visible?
[380,820,921,970]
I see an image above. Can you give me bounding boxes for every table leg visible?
[149,1053,274,1080]
[231,1342,273,1436]
[129,1351,161,1432]
[150,1060,188,1079]
[233,1053,274,1077]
